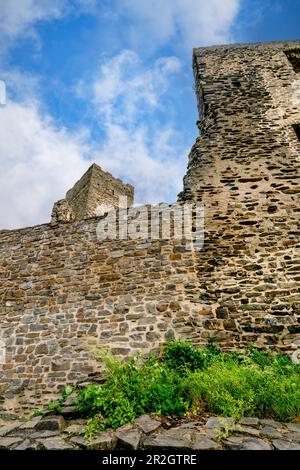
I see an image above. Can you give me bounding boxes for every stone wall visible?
[51,163,134,223]
[0,216,210,414]
[1,40,300,415]
[179,41,300,351]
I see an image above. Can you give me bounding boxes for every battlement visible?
[51,163,134,223]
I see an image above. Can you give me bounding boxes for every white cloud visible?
[0,0,242,228]
[0,0,64,47]
[89,50,181,122]
[117,0,240,51]
[0,0,97,55]
[0,99,90,229]
[93,122,186,206]
[0,49,186,229]
[83,50,186,204]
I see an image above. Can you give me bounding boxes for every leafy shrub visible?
[185,355,300,422]
[74,355,189,431]
[47,341,300,436]
[48,384,74,414]
[32,407,44,418]
[162,339,220,372]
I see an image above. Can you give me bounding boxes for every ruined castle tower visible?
[51,163,134,223]
[179,41,300,350]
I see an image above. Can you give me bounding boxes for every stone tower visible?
[179,41,300,351]
[51,163,134,223]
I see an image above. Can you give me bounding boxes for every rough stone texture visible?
[260,426,283,439]
[240,417,260,426]
[37,437,74,450]
[0,414,299,451]
[14,439,38,450]
[135,415,161,434]
[35,416,66,432]
[0,216,203,414]
[179,40,300,352]
[51,163,134,223]
[69,435,86,448]
[1,40,300,414]
[85,432,117,450]
[287,423,300,433]
[144,433,191,450]
[235,425,261,437]
[192,434,221,450]
[116,424,142,450]
[0,422,21,436]
[273,439,300,450]
[223,436,273,451]
[144,424,195,450]
[0,437,23,449]
[64,424,84,435]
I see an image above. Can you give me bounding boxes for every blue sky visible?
[0,0,299,229]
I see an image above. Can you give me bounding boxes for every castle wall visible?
[83,165,134,216]
[0,217,209,414]
[1,41,300,415]
[180,41,300,351]
[51,164,134,223]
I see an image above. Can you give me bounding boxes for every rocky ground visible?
[0,413,300,450]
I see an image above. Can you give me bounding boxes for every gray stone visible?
[19,417,42,430]
[0,437,23,449]
[272,439,300,451]
[260,426,282,439]
[116,424,142,450]
[234,425,261,437]
[205,416,234,438]
[192,435,221,450]
[205,416,234,430]
[14,439,38,450]
[86,431,117,450]
[143,427,193,450]
[0,422,21,436]
[36,416,66,432]
[240,417,259,426]
[69,435,87,449]
[37,437,74,450]
[286,423,300,433]
[64,424,85,435]
[60,406,81,419]
[285,432,300,443]
[30,430,59,439]
[144,434,191,450]
[135,415,161,434]
[259,419,283,429]
[224,436,272,450]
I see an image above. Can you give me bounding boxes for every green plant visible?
[185,354,300,422]
[162,339,220,373]
[74,354,189,435]
[48,400,63,414]
[48,384,75,414]
[47,341,300,437]
[32,407,44,418]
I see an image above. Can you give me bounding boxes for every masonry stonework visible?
[1,41,300,415]
[0,217,207,414]
[51,163,134,223]
[179,40,300,351]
